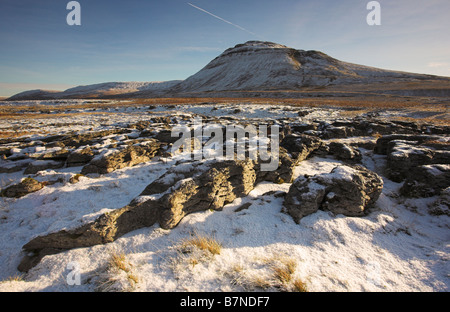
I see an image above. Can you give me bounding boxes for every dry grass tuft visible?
[108,252,131,273]
[292,277,309,292]
[168,233,223,279]
[227,263,275,291]
[1,274,25,283]
[269,256,310,292]
[94,251,139,292]
[271,258,297,285]
[227,254,309,292]
[180,233,222,256]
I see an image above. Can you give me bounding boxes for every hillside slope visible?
[7,81,182,101]
[6,41,450,100]
[170,41,446,93]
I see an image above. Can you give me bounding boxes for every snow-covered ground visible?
[0,101,448,292]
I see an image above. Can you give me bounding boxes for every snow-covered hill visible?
[172,41,443,93]
[6,41,450,100]
[63,81,181,95]
[7,81,182,101]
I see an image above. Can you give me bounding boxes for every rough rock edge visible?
[284,164,384,223]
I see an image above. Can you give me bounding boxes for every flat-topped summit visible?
[224,41,290,52]
[172,41,443,93]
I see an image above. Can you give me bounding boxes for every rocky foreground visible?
[0,101,448,291]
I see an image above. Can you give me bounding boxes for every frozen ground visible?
[0,100,448,292]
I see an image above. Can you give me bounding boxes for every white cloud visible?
[428,62,450,68]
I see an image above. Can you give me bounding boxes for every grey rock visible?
[154,130,182,144]
[18,159,257,271]
[66,148,94,167]
[328,142,362,163]
[321,125,355,139]
[374,135,450,182]
[280,134,323,164]
[61,129,130,148]
[374,134,443,155]
[37,149,70,162]
[255,147,297,184]
[81,140,161,175]
[284,165,383,223]
[429,187,450,216]
[2,178,45,198]
[157,159,256,229]
[24,160,65,174]
[400,164,450,198]
[0,158,33,173]
[386,140,450,182]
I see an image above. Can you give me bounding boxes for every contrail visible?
[187,2,259,37]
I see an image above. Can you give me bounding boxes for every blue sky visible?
[1,0,449,96]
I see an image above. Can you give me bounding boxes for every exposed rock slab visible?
[400,164,450,198]
[24,160,65,174]
[18,159,257,271]
[66,147,95,167]
[1,178,45,198]
[328,142,362,163]
[81,140,161,174]
[284,165,383,223]
[374,135,450,182]
[280,134,323,164]
[429,187,450,216]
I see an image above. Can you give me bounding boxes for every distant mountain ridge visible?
[6,41,450,100]
[7,81,182,101]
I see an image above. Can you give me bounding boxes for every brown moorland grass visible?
[0,111,118,120]
[1,96,448,125]
[0,130,45,139]
[2,96,447,110]
[130,95,449,110]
